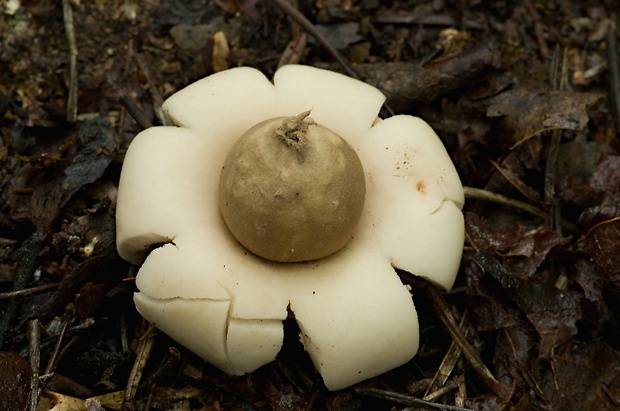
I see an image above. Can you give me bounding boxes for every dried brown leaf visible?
[466,213,568,280]
[519,283,580,359]
[465,212,517,252]
[170,24,211,52]
[557,139,610,185]
[30,256,126,324]
[278,32,308,67]
[584,217,620,299]
[503,229,569,280]
[578,156,620,228]
[541,342,620,410]
[313,22,363,51]
[589,155,620,193]
[465,259,521,331]
[571,259,605,303]
[30,120,118,231]
[486,88,604,147]
[74,282,108,321]
[0,351,31,411]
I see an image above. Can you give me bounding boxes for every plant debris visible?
[0,1,619,410]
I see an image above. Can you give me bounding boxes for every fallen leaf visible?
[557,138,610,184]
[541,342,620,410]
[355,41,498,111]
[519,283,580,359]
[588,155,620,193]
[571,259,604,303]
[30,119,118,231]
[577,156,620,228]
[0,351,31,411]
[486,88,604,147]
[313,22,362,50]
[584,217,620,300]
[465,258,522,331]
[466,213,569,281]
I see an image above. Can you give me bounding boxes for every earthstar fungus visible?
[116,65,465,390]
[219,110,367,262]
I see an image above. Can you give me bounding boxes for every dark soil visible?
[1,1,619,410]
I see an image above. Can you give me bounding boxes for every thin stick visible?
[135,52,170,126]
[28,319,41,411]
[138,347,181,391]
[355,387,473,410]
[544,46,568,232]
[120,313,129,353]
[424,313,469,398]
[403,275,512,401]
[269,0,358,80]
[607,15,620,137]
[463,186,578,232]
[269,0,396,116]
[119,95,153,130]
[0,282,60,300]
[464,186,546,218]
[123,324,157,408]
[55,335,79,367]
[427,283,510,401]
[42,319,69,377]
[62,0,78,122]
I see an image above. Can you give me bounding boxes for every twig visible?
[455,374,467,408]
[29,319,41,411]
[137,347,181,391]
[120,313,129,353]
[464,186,545,218]
[463,186,578,232]
[269,0,358,80]
[607,15,620,137]
[544,46,568,232]
[601,384,620,408]
[119,95,153,130]
[545,129,562,232]
[403,275,512,402]
[55,335,79,369]
[424,313,469,398]
[427,284,510,401]
[42,318,69,377]
[269,0,396,117]
[355,387,473,410]
[525,0,549,59]
[512,358,554,411]
[135,52,170,126]
[123,323,157,409]
[62,0,78,122]
[423,381,458,403]
[471,250,519,290]
[0,231,46,348]
[0,282,60,300]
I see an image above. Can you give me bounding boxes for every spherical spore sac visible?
[219,112,366,262]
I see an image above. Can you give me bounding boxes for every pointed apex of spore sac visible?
[275,110,314,152]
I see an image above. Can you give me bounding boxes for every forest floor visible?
[1,1,619,410]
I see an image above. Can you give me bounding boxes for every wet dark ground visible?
[1,1,619,410]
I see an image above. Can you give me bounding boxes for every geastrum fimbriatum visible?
[116,65,465,390]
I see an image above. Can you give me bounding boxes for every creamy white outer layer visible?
[116,65,465,390]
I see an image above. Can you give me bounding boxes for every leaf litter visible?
[0,0,619,410]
